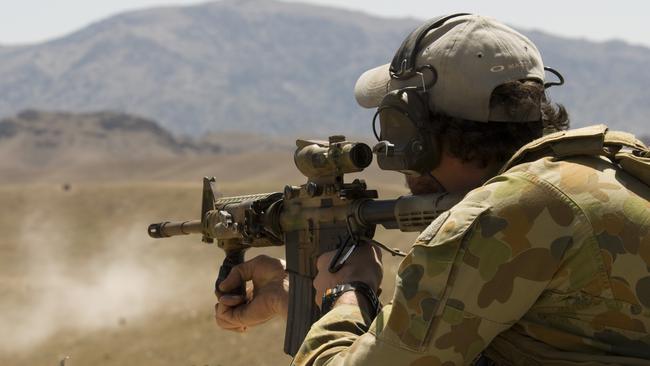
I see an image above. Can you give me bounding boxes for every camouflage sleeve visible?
[293,172,583,365]
[291,304,373,366]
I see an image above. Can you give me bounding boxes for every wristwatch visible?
[320,281,381,318]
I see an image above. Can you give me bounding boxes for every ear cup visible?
[374,88,441,174]
[376,14,467,175]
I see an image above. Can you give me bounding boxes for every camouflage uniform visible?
[293,126,650,365]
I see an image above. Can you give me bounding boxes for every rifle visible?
[147,135,462,356]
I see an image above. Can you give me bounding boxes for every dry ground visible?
[0,153,418,366]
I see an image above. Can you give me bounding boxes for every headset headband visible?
[389,13,471,80]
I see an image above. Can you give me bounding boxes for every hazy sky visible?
[1,0,649,47]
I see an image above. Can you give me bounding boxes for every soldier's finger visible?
[217,299,254,327]
[372,244,383,261]
[215,303,250,332]
[219,264,250,293]
[218,319,245,331]
[219,294,245,306]
[316,249,337,272]
[214,303,244,330]
[228,298,275,327]
[219,255,269,292]
[216,316,242,330]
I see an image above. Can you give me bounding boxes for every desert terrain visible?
[0,113,418,365]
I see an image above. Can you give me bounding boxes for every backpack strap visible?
[604,129,647,150]
[499,124,649,175]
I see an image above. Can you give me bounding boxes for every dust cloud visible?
[0,212,204,353]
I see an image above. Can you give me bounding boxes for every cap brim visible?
[354,63,392,108]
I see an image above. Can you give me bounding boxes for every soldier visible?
[216,14,650,365]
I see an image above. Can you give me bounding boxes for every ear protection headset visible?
[373,14,470,176]
[372,13,565,177]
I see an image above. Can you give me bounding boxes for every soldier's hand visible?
[314,243,383,307]
[215,255,289,332]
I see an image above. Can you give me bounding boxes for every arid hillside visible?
[0,110,222,181]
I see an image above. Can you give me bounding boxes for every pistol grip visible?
[215,250,246,297]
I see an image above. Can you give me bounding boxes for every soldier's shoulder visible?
[505,154,650,218]
[504,154,622,195]
[417,169,583,248]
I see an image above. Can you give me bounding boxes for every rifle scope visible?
[294,136,372,179]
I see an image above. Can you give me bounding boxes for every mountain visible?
[0,110,219,169]
[526,32,650,132]
[0,0,648,136]
[0,0,410,138]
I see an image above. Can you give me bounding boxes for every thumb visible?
[219,260,254,293]
[372,243,383,262]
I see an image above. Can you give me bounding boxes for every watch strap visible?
[320,281,381,319]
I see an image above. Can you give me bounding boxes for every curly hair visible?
[431,80,569,167]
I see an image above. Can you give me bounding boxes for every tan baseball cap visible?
[354,14,545,122]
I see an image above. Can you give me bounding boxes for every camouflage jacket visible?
[293,143,650,365]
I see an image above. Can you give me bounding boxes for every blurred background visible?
[0,1,648,365]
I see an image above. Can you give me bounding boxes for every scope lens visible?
[350,143,373,169]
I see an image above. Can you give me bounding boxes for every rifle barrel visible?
[148,220,202,238]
